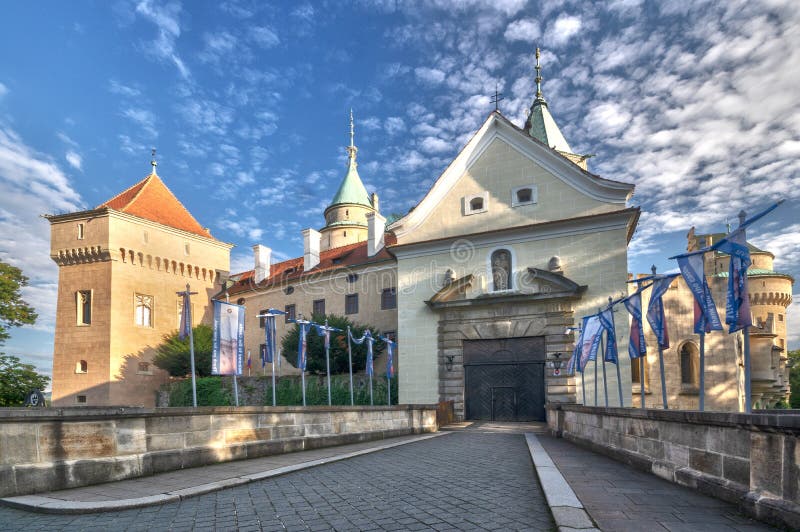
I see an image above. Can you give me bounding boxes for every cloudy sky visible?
[0,0,797,380]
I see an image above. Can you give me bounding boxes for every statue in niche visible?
[491,249,512,291]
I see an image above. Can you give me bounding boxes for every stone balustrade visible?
[547,403,800,530]
[0,405,438,498]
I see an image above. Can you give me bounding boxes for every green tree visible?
[0,354,50,406]
[281,314,386,375]
[152,324,214,377]
[0,261,37,343]
[789,349,800,409]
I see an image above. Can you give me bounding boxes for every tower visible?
[320,110,378,251]
[46,159,232,406]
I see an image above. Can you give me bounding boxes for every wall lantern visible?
[444,355,455,371]
[551,352,563,376]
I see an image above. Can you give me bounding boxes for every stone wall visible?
[547,404,800,529]
[0,404,437,498]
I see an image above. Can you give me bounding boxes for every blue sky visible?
[1,0,798,381]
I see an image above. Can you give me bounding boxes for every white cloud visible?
[0,82,7,99]
[65,150,82,171]
[122,107,158,138]
[249,26,279,48]
[177,99,233,136]
[415,67,446,85]
[546,14,582,47]
[420,136,451,154]
[108,79,141,97]
[134,0,190,78]
[217,209,263,242]
[504,18,540,43]
[385,117,406,135]
[0,124,84,344]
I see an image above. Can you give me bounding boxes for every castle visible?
[46,53,791,415]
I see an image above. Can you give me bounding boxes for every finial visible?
[150,148,158,175]
[738,210,746,227]
[346,109,358,162]
[651,264,657,275]
[534,47,543,100]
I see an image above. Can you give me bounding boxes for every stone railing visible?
[0,405,438,497]
[546,404,800,530]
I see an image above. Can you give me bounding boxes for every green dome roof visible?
[329,157,372,208]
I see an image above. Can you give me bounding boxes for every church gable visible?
[390,113,633,245]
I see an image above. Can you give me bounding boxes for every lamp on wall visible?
[444,355,455,371]
[551,352,563,376]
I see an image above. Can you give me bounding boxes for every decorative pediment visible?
[426,268,586,310]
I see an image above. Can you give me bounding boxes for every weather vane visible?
[490,82,504,111]
[150,148,157,175]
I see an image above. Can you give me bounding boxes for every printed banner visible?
[598,308,618,364]
[623,292,647,359]
[383,337,396,378]
[578,315,603,372]
[212,300,245,375]
[178,291,192,341]
[713,229,752,332]
[676,253,722,334]
[646,274,679,348]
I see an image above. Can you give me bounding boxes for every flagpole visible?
[178,283,198,408]
[640,357,646,408]
[739,210,752,414]
[324,319,332,406]
[594,353,598,406]
[271,317,277,407]
[599,310,608,408]
[387,374,391,406]
[699,331,705,411]
[615,354,623,407]
[581,370,586,405]
[347,326,354,406]
[272,354,276,407]
[188,306,197,408]
[651,266,669,410]
[233,374,240,406]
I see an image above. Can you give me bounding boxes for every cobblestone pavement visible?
[537,434,778,532]
[0,430,554,531]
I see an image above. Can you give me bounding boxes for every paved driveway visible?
[0,429,554,531]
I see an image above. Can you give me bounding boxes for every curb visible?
[525,433,600,532]
[2,432,446,514]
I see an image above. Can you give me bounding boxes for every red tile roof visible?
[228,234,397,295]
[98,174,213,238]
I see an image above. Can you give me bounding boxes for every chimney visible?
[302,228,321,271]
[366,212,386,256]
[253,244,271,283]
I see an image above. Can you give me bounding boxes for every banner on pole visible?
[382,336,396,378]
[178,292,192,341]
[623,291,647,360]
[578,315,603,372]
[212,300,245,375]
[646,274,679,348]
[598,309,618,364]
[713,229,752,332]
[676,253,723,334]
[349,329,374,376]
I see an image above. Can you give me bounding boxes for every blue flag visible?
[349,329,374,376]
[646,274,679,348]
[297,321,311,371]
[578,315,603,372]
[712,228,752,333]
[623,291,647,360]
[383,337,395,378]
[598,308,618,364]
[676,253,722,334]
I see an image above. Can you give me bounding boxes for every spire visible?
[327,110,372,209]
[524,47,573,153]
[150,148,158,175]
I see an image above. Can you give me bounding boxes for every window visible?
[236,298,246,305]
[259,309,269,328]
[347,273,359,283]
[135,293,153,327]
[143,231,149,244]
[779,314,784,322]
[77,223,85,240]
[260,343,267,361]
[285,304,296,323]
[284,286,295,295]
[381,288,397,310]
[76,395,87,404]
[75,360,88,374]
[76,290,92,325]
[680,342,700,388]
[345,294,359,314]
[137,362,152,375]
[184,242,190,255]
[631,357,648,389]
[344,231,347,237]
[512,184,538,207]
[313,299,326,316]
[490,249,512,291]
[464,193,488,215]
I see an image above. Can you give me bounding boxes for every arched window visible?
[76,360,88,373]
[491,249,512,291]
[680,342,699,388]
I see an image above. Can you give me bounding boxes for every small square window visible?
[75,360,88,373]
[313,299,326,317]
[511,184,538,207]
[345,294,359,315]
[464,193,488,215]
[778,314,784,322]
[137,362,152,375]
[76,395,87,404]
[285,304,296,323]
[259,309,268,328]
[381,288,397,310]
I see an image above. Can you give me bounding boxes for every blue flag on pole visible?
[676,253,723,334]
[178,292,191,341]
[623,291,647,360]
[383,337,395,378]
[713,229,753,333]
[646,274,679,348]
[578,315,603,372]
[297,321,311,371]
[212,300,245,375]
[260,308,285,366]
[348,328,375,376]
[598,308,618,363]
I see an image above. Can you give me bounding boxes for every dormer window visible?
[512,184,537,207]
[464,193,488,215]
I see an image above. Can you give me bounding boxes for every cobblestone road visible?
[0,431,554,531]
